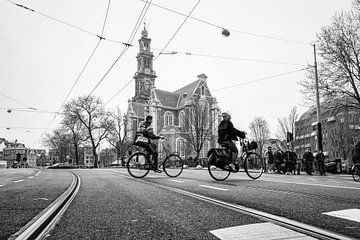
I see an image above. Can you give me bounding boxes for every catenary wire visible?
[41,0,112,137]
[6,0,99,38]
[6,0,308,67]
[87,0,152,97]
[213,67,310,92]
[154,0,201,61]
[140,0,308,45]
[106,0,201,105]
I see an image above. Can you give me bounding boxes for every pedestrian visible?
[284,146,292,174]
[316,150,326,176]
[274,146,284,174]
[295,151,302,175]
[303,147,314,175]
[266,146,275,173]
[290,148,297,175]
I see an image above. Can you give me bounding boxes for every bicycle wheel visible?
[207,153,231,181]
[352,164,360,182]
[163,154,183,177]
[244,152,263,179]
[127,152,150,178]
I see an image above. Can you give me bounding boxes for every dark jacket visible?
[316,152,325,162]
[303,151,314,162]
[284,151,297,163]
[267,151,274,164]
[218,119,245,143]
[139,121,161,140]
[274,150,284,164]
[352,141,360,164]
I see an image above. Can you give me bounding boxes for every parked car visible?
[325,158,342,174]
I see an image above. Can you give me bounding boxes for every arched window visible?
[179,110,185,127]
[176,138,186,158]
[164,111,174,126]
[199,100,210,128]
[201,85,205,96]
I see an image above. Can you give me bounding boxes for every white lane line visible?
[170,179,184,183]
[28,176,34,179]
[0,185,4,187]
[199,185,229,191]
[324,209,360,223]
[13,180,24,183]
[210,222,316,240]
[260,179,360,190]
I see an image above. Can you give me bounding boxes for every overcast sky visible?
[0,0,354,149]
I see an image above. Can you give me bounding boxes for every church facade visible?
[126,28,221,160]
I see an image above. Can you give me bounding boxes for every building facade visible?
[126,27,221,160]
[294,105,360,164]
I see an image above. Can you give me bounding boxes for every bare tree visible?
[61,113,86,165]
[276,107,299,140]
[106,107,131,165]
[63,95,111,168]
[180,97,214,165]
[300,2,360,112]
[42,127,71,163]
[249,117,270,157]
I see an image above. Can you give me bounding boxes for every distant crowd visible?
[265,146,327,176]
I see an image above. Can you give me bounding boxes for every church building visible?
[126,27,221,160]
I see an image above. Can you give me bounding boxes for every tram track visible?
[9,171,81,240]
[105,169,356,239]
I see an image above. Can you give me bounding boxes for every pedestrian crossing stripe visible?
[323,209,360,223]
[210,222,316,239]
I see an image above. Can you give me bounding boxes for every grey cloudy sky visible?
[0,0,354,149]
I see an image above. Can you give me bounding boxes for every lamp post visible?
[313,44,323,152]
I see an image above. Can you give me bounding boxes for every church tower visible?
[132,25,157,103]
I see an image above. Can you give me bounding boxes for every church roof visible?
[174,79,200,95]
[154,89,179,108]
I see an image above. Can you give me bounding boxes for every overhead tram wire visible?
[87,0,152,98]
[7,0,308,66]
[0,92,51,112]
[154,0,201,61]
[40,0,112,137]
[140,0,308,46]
[6,0,98,38]
[106,0,201,105]
[213,67,311,92]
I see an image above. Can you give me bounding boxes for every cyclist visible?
[217,112,246,172]
[138,115,164,173]
[352,141,360,164]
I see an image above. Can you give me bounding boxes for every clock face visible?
[145,68,150,74]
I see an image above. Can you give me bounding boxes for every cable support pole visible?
[313,44,323,152]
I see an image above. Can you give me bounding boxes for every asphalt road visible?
[1,168,360,239]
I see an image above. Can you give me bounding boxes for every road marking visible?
[33,198,49,201]
[199,185,229,191]
[324,209,360,223]
[170,179,184,183]
[260,179,360,190]
[13,180,24,183]
[28,176,34,179]
[210,222,316,240]
[0,185,4,187]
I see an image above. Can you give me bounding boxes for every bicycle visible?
[207,138,263,181]
[351,163,360,182]
[127,133,184,178]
